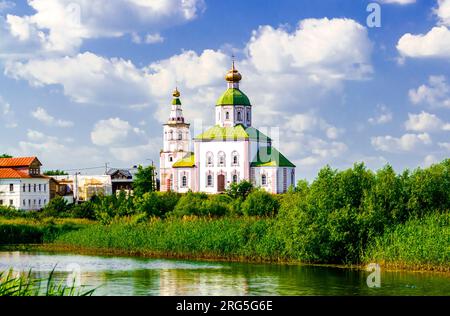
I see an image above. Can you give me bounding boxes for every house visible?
[106,167,138,195]
[52,175,112,202]
[0,157,50,210]
[159,62,296,194]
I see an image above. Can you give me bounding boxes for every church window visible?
[226,112,230,120]
[182,175,187,188]
[178,132,183,140]
[291,170,295,186]
[206,152,213,167]
[237,111,242,121]
[262,174,267,186]
[247,110,250,122]
[207,174,213,187]
[218,152,225,166]
[169,131,173,140]
[169,157,173,162]
[232,151,239,166]
[232,174,238,183]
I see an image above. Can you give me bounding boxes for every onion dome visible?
[172,87,182,105]
[225,61,242,83]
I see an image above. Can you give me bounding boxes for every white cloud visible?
[247,18,373,80]
[1,0,205,56]
[423,154,438,167]
[31,107,73,127]
[435,0,450,26]
[438,142,450,150]
[286,113,344,140]
[379,0,416,4]
[91,118,144,146]
[397,26,450,59]
[146,33,164,44]
[404,111,450,132]
[0,1,14,11]
[0,96,17,128]
[368,104,393,125]
[371,133,432,153]
[409,75,450,108]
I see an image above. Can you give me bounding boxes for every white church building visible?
[159,63,296,194]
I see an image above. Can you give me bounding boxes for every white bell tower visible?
[160,88,191,192]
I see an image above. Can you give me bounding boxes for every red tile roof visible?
[0,168,32,179]
[0,157,40,168]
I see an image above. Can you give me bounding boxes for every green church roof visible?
[251,147,296,168]
[172,152,195,168]
[172,98,182,105]
[216,88,251,106]
[194,125,271,142]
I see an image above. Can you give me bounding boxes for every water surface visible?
[0,251,448,296]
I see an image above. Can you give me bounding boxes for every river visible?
[0,251,448,296]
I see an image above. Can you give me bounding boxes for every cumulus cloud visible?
[31,107,73,127]
[0,0,205,56]
[409,75,450,108]
[368,104,393,125]
[404,111,450,132]
[435,0,450,26]
[91,118,144,147]
[286,113,344,140]
[371,133,432,153]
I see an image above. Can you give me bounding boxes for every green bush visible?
[241,189,280,217]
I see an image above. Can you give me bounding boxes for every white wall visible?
[0,178,50,210]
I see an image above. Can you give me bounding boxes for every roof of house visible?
[173,152,195,168]
[216,88,251,106]
[0,157,41,168]
[0,168,32,179]
[194,125,271,141]
[251,147,296,168]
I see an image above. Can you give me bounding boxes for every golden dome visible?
[225,61,242,83]
[172,87,181,98]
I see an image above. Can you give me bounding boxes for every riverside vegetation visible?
[1,160,449,272]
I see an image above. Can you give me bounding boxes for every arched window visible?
[178,132,183,140]
[169,131,173,140]
[182,175,187,188]
[206,152,213,167]
[232,174,238,183]
[218,151,225,166]
[232,151,239,166]
[226,112,230,120]
[247,110,250,122]
[261,174,267,186]
[237,111,242,121]
[207,174,213,187]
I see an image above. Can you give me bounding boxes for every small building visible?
[0,157,50,210]
[106,168,138,195]
[52,175,112,202]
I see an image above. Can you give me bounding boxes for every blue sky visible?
[0,0,449,180]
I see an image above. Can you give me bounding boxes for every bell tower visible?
[159,88,191,192]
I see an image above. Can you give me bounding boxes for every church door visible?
[217,174,225,192]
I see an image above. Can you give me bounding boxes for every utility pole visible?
[146,159,156,192]
[104,162,110,174]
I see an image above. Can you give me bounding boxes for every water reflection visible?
[0,252,448,296]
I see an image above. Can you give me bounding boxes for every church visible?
[159,62,296,194]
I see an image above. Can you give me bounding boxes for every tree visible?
[226,180,254,200]
[241,189,280,217]
[0,154,12,158]
[44,170,68,176]
[133,165,156,196]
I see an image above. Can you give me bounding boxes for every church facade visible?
[159,63,296,194]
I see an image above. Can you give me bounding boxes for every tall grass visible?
[55,217,283,261]
[0,268,95,296]
[364,212,450,271]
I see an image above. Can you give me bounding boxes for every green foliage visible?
[43,170,68,176]
[0,154,12,158]
[226,180,254,200]
[42,197,70,217]
[0,268,95,296]
[241,190,280,217]
[134,191,181,217]
[133,165,156,196]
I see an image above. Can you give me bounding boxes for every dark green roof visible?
[172,98,181,105]
[251,147,296,168]
[172,152,195,168]
[194,125,271,141]
[216,88,251,106]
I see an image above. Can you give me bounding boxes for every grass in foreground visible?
[0,268,95,296]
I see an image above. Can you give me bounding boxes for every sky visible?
[0,0,449,180]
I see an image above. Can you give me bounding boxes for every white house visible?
[0,157,50,211]
[160,62,296,194]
